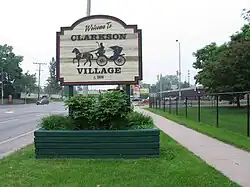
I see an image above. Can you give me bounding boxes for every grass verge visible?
[0,132,238,187]
[174,106,248,136]
[146,108,250,152]
[49,98,64,102]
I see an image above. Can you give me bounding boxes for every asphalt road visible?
[0,102,67,158]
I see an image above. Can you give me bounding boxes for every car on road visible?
[36,95,49,105]
[131,97,142,102]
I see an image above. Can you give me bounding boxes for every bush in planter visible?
[64,91,132,130]
[40,91,154,130]
[94,91,132,129]
[39,115,74,130]
[39,111,155,130]
[36,92,159,159]
[126,111,154,129]
[64,94,97,130]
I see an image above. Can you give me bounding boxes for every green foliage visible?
[192,9,250,107]
[126,111,154,129]
[94,91,132,129]
[25,98,38,104]
[41,91,153,130]
[64,94,96,130]
[156,75,179,91]
[0,44,26,97]
[65,91,132,130]
[39,115,74,130]
[0,44,38,98]
[44,57,61,95]
[242,8,250,23]
[181,81,190,89]
[13,71,37,93]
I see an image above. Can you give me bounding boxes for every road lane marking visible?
[4,110,14,114]
[35,114,46,117]
[0,128,39,146]
[52,110,68,113]
[0,119,19,124]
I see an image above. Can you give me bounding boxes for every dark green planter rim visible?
[36,128,159,133]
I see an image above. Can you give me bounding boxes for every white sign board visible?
[56,15,142,85]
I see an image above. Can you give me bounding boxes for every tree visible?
[155,75,179,92]
[0,44,24,98]
[181,81,190,89]
[242,8,250,23]
[140,82,150,89]
[44,57,61,95]
[192,11,250,107]
[149,84,157,93]
[13,71,37,93]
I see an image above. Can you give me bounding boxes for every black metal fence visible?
[149,91,250,137]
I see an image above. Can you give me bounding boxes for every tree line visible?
[140,75,190,93]
[0,44,64,99]
[141,8,250,107]
[192,8,250,107]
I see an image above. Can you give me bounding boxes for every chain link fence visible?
[149,91,250,137]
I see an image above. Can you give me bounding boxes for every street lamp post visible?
[176,40,181,102]
[1,67,3,105]
[0,57,6,105]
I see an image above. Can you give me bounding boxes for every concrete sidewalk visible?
[138,108,250,187]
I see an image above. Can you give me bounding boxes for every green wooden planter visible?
[34,128,160,159]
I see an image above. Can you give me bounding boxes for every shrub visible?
[94,91,132,129]
[39,115,74,130]
[41,91,154,130]
[64,94,96,130]
[126,111,154,129]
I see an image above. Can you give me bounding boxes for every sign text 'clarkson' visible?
[71,34,127,41]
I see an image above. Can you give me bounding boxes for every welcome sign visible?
[56,15,142,85]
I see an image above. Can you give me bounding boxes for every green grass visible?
[50,98,64,102]
[146,108,250,152]
[176,106,248,136]
[0,133,238,187]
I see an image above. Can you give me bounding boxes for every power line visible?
[33,62,46,100]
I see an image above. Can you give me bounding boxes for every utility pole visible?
[24,85,27,104]
[82,0,91,95]
[188,70,190,87]
[176,40,181,101]
[33,62,46,100]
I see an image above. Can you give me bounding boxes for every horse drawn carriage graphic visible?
[72,42,126,67]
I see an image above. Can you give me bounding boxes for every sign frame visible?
[56,15,142,86]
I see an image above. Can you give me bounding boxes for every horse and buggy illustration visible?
[72,42,126,67]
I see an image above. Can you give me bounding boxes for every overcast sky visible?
[0,0,249,89]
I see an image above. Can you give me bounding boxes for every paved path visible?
[137,107,250,187]
[0,102,67,159]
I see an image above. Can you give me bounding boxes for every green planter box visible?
[34,128,160,159]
